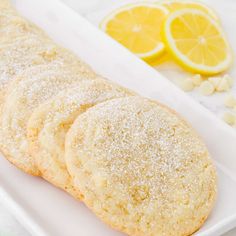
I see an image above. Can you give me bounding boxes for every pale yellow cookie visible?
[0,37,52,105]
[65,96,217,236]
[0,0,11,8]
[0,0,55,44]
[0,11,47,44]
[0,37,96,111]
[27,79,134,198]
[0,0,94,109]
[0,64,96,176]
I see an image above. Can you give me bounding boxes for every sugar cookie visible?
[65,96,217,236]
[27,79,134,198]
[0,65,95,175]
[0,11,46,44]
[0,37,96,111]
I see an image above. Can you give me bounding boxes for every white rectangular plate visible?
[1,0,236,235]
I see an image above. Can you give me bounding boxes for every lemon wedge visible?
[101,3,169,62]
[160,0,219,20]
[163,9,232,74]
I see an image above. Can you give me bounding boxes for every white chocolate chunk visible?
[223,74,234,87]
[178,78,194,92]
[199,81,215,95]
[208,76,221,88]
[192,74,203,86]
[216,77,231,92]
[208,75,233,92]
[224,94,236,108]
[222,112,236,126]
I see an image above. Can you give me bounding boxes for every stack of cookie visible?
[0,1,217,235]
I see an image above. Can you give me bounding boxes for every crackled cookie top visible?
[65,96,217,236]
[27,79,134,197]
[0,36,95,99]
[0,64,95,175]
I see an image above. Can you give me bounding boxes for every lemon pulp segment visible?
[101,3,169,61]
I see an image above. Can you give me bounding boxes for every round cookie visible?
[0,0,51,45]
[65,96,217,236]
[0,11,47,44]
[27,79,134,198]
[0,0,12,10]
[0,37,96,110]
[0,36,53,106]
[0,65,96,176]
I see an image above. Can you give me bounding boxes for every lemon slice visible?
[160,0,219,20]
[101,3,169,62]
[163,9,232,74]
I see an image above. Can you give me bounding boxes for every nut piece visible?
[199,81,215,96]
[224,94,236,108]
[222,112,236,126]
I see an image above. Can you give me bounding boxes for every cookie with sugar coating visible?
[0,64,96,176]
[0,0,12,8]
[0,11,47,44]
[0,37,52,107]
[0,0,55,44]
[0,0,95,111]
[0,37,96,110]
[65,96,217,236]
[27,79,134,199]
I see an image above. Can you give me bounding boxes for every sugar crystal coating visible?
[27,78,134,196]
[0,64,96,175]
[65,96,217,236]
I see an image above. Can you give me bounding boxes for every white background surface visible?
[0,0,236,236]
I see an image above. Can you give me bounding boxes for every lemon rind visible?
[158,0,219,20]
